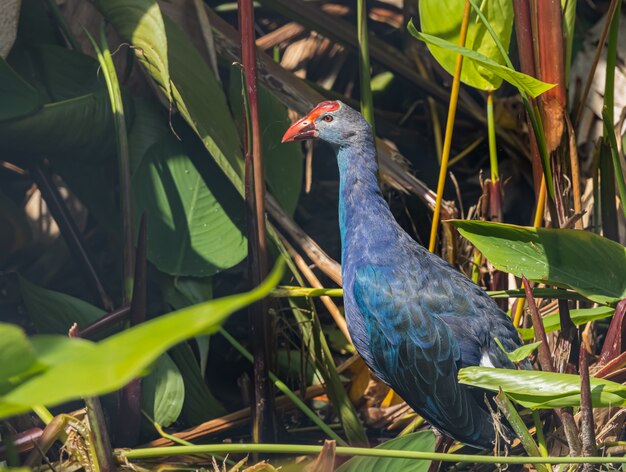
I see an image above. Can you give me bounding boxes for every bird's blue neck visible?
[337,141,394,260]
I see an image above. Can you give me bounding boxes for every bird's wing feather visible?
[352,263,495,447]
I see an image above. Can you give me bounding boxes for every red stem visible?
[238,0,273,442]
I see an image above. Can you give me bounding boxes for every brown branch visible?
[579,343,597,465]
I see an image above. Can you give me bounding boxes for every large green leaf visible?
[458,367,626,409]
[418,0,513,90]
[408,23,555,98]
[518,307,615,341]
[97,0,245,194]
[336,431,435,472]
[19,277,185,425]
[142,353,184,427]
[19,276,107,336]
[132,133,247,276]
[0,323,38,384]
[0,57,42,120]
[92,0,169,100]
[0,261,282,419]
[228,66,303,216]
[451,220,626,305]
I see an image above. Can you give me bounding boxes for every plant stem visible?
[96,24,134,304]
[574,0,621,127]
[487,91,498,183]
[532,411,550,460]
[219,328,347,446]
[494,391,548,472]
[29,162,113,311]
[512,177,546,327]
[120,443,626,465]
[428,0,471,252]
[238,0,273,443]
[357,0,375,135]
[32,406,54,425]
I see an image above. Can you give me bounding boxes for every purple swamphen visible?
[282,100,523,449]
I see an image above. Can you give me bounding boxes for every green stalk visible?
[494,392,548,472]
[219,328,348,446]
[468,0,555,202]
[271,286,343,298]
[487,91,498,182]
[357,0,375,134]
[602,109,626,221]
[32,405,54,425]
[533,411,550,459]
[120,443,626,465]
[272,286,585,301]
[86,25,134,303]
[604,0,621,125]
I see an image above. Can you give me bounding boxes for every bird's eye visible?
[322,115,333,122]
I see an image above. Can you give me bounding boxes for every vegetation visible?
[0,0,625,470]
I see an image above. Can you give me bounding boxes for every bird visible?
[282,100,523,449]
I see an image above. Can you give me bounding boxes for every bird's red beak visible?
[281,100,341,143]
[281,115,318,143]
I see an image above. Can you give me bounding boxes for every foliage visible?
[452,220,626,304]
[418,0,514,91]
[458,367,626,409]
[335,431,435,472]
[0,0,625,469]
[0,261,282,419]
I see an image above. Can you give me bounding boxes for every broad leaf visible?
[97,0,245,194]
[451,220,626,305]
[132,134,247,276]
[0,57,42,120]
[169,343,226,423]
[92,0,170,101]
[0,323,38,383]
[458,367,626,409]
[336,431,435,471]
[494,338,541,363]
[418,0,513,90]
[19,276,107,336]
[0,261,282,419]
[142,354,184,427]
[408,23,555,98]
[229,65,303,216]
[20,277,185,425]
[518,307,615,341]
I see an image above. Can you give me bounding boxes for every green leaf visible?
[494,338,541,363]
[418,0,513,90]
[132,134,247,276]
[19,276,107,336]
[0,323,38,383]
[0,261,283,419]
[97,1,245,194]
[451,220,626,304]
[336,431,435,472]
[0,57,42,120]
[458,367,626,409]
[93,0,170,101]
[408,23,555,98]
[169,343,226,424]
[518,306,615,341]
[142,354,184,427]
[228,65,303,216]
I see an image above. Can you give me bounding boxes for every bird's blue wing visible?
[352,264,496,448]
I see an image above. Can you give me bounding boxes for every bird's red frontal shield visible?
[281,101,340,143]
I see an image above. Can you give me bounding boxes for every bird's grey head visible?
[281,100,371,148]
